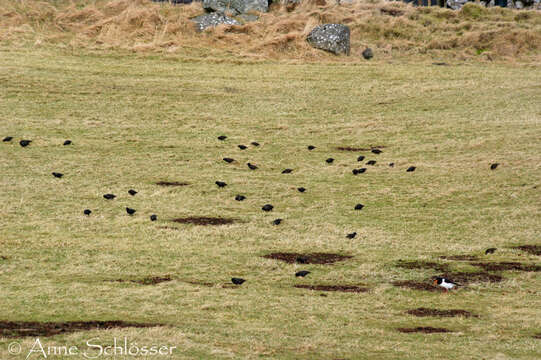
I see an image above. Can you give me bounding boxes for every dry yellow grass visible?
[1,0,541,61]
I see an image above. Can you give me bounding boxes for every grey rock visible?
[238,13,259,23]
[446,0,469,10]
[192,12,240,32]
[306,24,350,56]
[203,0,268,16]
[362,48,373,60]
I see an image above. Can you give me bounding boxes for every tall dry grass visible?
[1,0,541,61]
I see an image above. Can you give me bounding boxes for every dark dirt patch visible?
[439,255,479,261]
[435,272,503,284]
[391,280,440,292]
[0,255,8,260]
[406,308,477,318]
[262,252,352,265]
[171,217,238,225]
[471,262,541,272]
[395,260,449,272]
[514,245,541,256]
[185,280,214,287]
[336,145,385,152]
[0,321,163,338]
[380,7,405,16]
[157,226,180,230]
[294,285,369,293]
[110,276,172,285]
[397,326,451,334]
[155,181,189,186]
[533,333,541,339]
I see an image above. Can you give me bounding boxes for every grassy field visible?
[0,46,540,359]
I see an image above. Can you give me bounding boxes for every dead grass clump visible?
[406,308,477,318]
[1,0,540,60]
[262,252,352,264]
[0,321,163,338]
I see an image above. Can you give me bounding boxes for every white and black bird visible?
[434,277,459,291]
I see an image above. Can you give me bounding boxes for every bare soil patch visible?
[171,217,238,225]
[435,272,503,284]
[397,326,451,334]
[391,280,440,292]
[471,262,541,272]
[514,245,541,256]
[294,285,369,293]
[262,252,352,264]
[395,260,449,272]
[439,255,479,261]
[533,333,541,339]
[0,321,163,338]
[110,276,172,285]
[406,308,477,318]
[155,181,189,186]
[336,145,385,152]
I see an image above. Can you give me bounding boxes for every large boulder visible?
[192,12,240,32]
[306,24,350,56]
[202,0,268,16]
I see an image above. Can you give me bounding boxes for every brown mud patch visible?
[406,308,477,318]
[262,252,352,264]
[397,326,451,334]
[171,217,238,225]
[395,260,449,272]
[336,145,385,152]
[110,276,172,285]
[156,181,189,186]
[435,272,503,284]
[533,333,541,339]
[439,255,479,261]
[472,262,541,272]
[514,245,541,256]
[392,280,440,292]
[294,285,368,293]
[0,321,163,338]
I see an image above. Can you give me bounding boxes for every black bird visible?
[126,207,136,215]
[272,218,282,225]
[295,270,310,277]
[128,189,137,196]
[406,166,416,172]
[262,204,273,212]
[83,209,92,216]
[296,256,309,264]
[353,168,366,175]
[238,145,247,150]
[485,248,497,255]
[307,145,316,151]
[63,140,72,146]
[357,155,365,162]
[2,136,13,142]
[223,158,235,163]
[326,158,334,164]
[231,277,245,285]
[490,163,499,170]
[235,195,246,201]
[52,172,63,178]
[389,162,395,167]
[354,204,364,210]
[251,142,260,147]
[19,140,31,147]
[217,135,227,140]
[346,232,357,239]
[366,160,376,165]
[282,168,293,174]
[352,169,359,175]
[371,149,382,154]
[247,163,258,170]
[150,214,157,221]
[297,187,306,193]
[215,181,227,188]
[103,194,116,200]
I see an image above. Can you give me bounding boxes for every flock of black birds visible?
[3,134,502,287]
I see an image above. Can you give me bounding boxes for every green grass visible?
[0,46,540,359]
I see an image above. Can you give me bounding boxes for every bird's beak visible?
[433,279,438,285]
